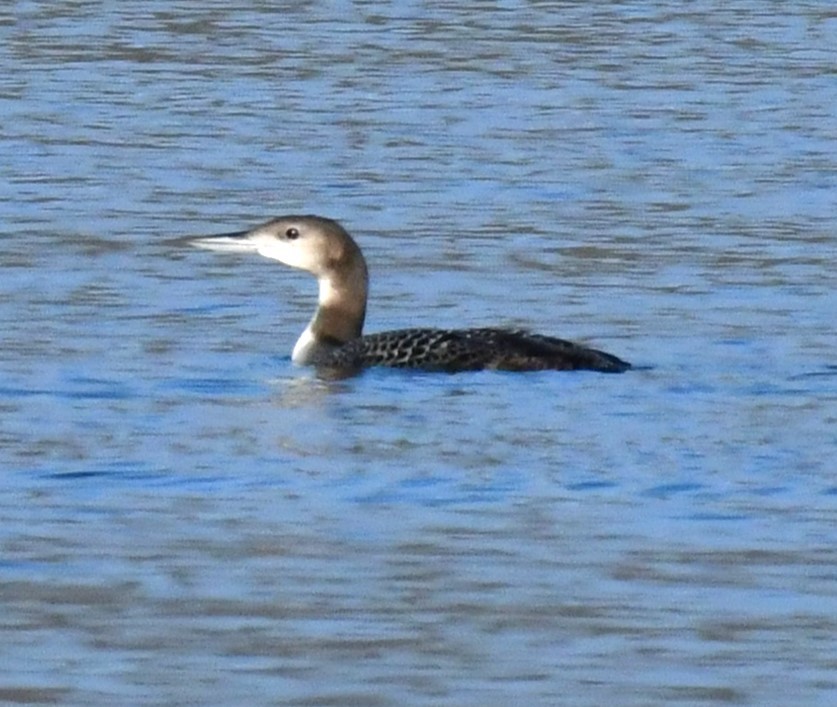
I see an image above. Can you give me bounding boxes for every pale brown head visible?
[190,215,370,361]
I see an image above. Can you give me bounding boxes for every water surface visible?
[1,2,836,705]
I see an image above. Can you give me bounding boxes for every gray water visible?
[1,2,836,705]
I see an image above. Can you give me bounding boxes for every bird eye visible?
[285,227,300,240]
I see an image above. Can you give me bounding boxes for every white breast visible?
[291,325,319,364]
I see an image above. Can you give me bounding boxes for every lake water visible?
[1,2,836,705]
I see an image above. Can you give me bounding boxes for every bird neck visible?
[292,257,368,364]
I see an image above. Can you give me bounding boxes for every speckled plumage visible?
[312,327,629,376]
[189,215,631,378]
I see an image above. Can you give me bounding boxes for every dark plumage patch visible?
[313,328,630,378]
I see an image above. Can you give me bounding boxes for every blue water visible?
[1,2,836,705]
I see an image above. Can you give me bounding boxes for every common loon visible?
[189,215,630,377]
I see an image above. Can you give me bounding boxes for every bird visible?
[188,215,630,378]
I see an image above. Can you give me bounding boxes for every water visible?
[1,1,836,704]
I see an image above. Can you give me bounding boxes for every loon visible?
[189,215,630,377]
